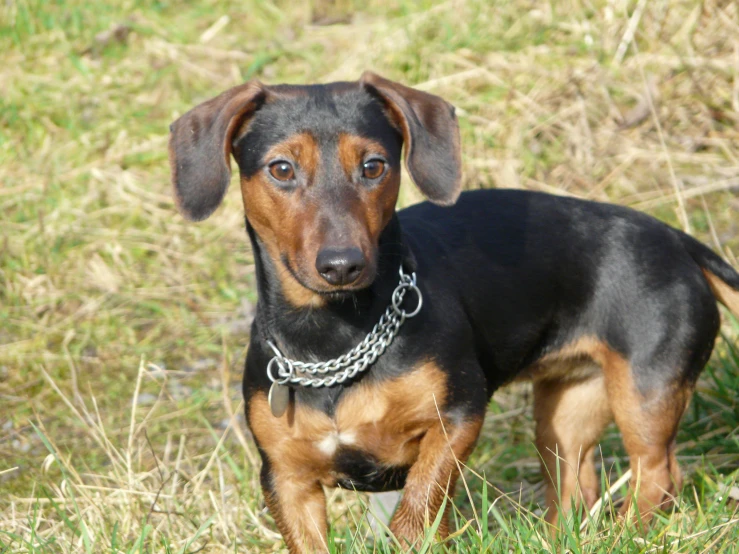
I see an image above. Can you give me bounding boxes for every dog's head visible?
[169,72,461,305]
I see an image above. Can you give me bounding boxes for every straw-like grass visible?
[2,0,739,551]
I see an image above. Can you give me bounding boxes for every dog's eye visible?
[362,159,385,180]
[269,161,295,182]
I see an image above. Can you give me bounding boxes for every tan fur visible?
[238,131,402,309]
[249,362,449,478]
[337,134,389,176]
[264,132,320,177]
[514,337,613,522]
[516,336,605,383]
[337,133,399,255]
[248,362,469,552]
[534,375,612,523]
[239,171,326,309]
[335,361,448,466]
[601,347,690,519]
[522,336,693,525]
[703,269,739,317]
[390,416,483,546]
[262,480,328,554]
[239,133,325,308]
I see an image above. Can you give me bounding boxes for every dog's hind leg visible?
[601,349,691,520]
[534,374,613,525]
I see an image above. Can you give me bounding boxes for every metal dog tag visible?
[268,382,290,417]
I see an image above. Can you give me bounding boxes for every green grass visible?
[2,0,739,551]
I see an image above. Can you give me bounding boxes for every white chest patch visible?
[315,429,357,456]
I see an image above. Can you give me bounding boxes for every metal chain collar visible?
[266,266,422,388]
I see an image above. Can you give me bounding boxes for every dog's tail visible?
[679,232,739,318]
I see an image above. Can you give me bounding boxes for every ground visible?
[2,0,739,552]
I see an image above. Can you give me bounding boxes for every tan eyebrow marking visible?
[338,133,389,176]
[264,132,320,177]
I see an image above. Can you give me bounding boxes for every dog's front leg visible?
[260,459,329,554]
[389,416,483,547]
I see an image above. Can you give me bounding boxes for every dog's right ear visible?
[169,82,266,221]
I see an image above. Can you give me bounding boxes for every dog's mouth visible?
[281,254,376,301]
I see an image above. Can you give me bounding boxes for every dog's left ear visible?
[361,71,462,206]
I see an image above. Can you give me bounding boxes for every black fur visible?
[171,78,739,498]
[244,188,736,487]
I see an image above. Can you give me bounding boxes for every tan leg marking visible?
[389,416,483,548]
[601,349,691,520]
[534,374,613,524]
[263,476,329,554]
[249,394,333,553]
[527,336,693,525]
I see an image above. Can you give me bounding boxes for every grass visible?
[2,0,739,551]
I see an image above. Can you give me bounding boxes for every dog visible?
[168,72,739,553]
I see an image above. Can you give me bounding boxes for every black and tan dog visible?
[169,73,739,552]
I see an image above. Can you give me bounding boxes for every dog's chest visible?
[248,362,447,490]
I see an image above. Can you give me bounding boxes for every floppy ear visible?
[360,71,462,206]
[169,82,266,221]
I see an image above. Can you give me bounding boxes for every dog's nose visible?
[315,247,366,286]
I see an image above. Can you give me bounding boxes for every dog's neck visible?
[246,214,414,362]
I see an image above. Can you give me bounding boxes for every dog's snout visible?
[315,247,366,286]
